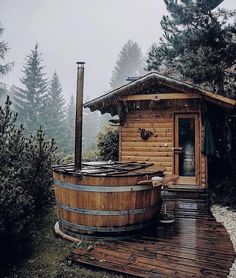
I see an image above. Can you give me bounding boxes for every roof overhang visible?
[84,72,236,114]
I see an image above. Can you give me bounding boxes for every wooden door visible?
[174,114,200,185]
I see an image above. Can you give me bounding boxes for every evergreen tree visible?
[13,44,48,133]
[97,125,119,161]
[83,108,101,151]
[0,96,58,215]
[0,23,13,76]
[22,127,57,212]
[110,40,145,89]
[0,98,34,229]
[44,72,66,151]
[0,97,58,262]
[0,82,8,105]
[0,23,13,106]
[0,97,34,261]
[65,94,76,154]
[147,0,236,96]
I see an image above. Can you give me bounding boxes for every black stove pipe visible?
[75,62,85,171]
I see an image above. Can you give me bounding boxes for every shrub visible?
[0,97,34,260]
[82,149,99,162]
[209,176,236,209]
[97,125,119,161]
[0,97,57,263]
[22,128,58,213]
[0,182,34,261]
[62,153,74,164]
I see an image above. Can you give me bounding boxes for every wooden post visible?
[75,62,85,171]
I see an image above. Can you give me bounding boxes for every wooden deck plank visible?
[72,245,230,278]
[71,248,172,278]
[70,195,235,278]
[94,243,232,274]
[98,241,234,266]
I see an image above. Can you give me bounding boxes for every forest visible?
[0,0,236,277]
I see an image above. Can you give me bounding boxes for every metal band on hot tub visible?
[57,201,158,216]
[54,179,153,192]
[59,218,154,232]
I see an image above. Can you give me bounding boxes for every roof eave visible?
[84,72,236,112]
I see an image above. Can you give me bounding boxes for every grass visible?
[3,208,125,278]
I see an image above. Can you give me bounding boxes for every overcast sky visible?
[0,0,235,102]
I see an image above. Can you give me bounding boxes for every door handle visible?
[173,147,183,153]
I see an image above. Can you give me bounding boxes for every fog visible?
[0,0,235,101]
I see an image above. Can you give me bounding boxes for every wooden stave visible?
[53,171,163,187]
[53,172,162,235]
[57,205,160,228]
[54,184,161,211]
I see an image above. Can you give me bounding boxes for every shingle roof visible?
[84,72,236,113]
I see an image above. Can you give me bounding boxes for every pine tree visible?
[83,108,101,151]
[22,127,58,212]
[0,97,34,260]
[97,125,119,161]
[65,94,76,154]
[0,97,58,261]
[44,72,66,151]
[0,82,8,105]
[110,40,145,89]
[0,23,12,106]
[13,44,48,133]
[0,23,13,76]
[146,0,236,96]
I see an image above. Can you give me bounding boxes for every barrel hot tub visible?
[53,162,164,239]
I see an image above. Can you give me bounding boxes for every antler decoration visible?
[138,128,153,140]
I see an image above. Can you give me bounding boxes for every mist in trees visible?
[64,94,75,154]
[146,0,236,97]
[44,72,67,151]
[13,44,48,133]
[0,23,12,106]
[0,24,59,261]
[0,23,13,77]
[79,39,146,160]
[10,44,74,154]
[110,39,145,89]
[0,82,8,105]
[81,40,146,157]
[2,32,148,157]
[83,108,103,151]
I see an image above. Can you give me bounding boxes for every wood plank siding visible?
[120,111,173,175]
[119,100,207,188]
[84,73,236,189]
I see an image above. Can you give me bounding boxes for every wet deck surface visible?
[70,192,235,278]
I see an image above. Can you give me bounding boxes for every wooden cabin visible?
[84,72,236,189]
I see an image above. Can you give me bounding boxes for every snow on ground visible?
[211,205,236,278]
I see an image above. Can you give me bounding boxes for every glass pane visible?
[179,118,195,176]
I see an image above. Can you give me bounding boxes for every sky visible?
[0,0,235,102]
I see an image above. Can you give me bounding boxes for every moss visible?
[2,208,124,278]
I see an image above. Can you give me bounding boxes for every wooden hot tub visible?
[53,162,164,239]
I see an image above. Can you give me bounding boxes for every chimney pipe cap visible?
[76,62,85,67]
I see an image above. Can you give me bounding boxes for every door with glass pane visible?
[174,114,200,185]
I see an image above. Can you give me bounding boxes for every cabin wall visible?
[120,109,173,175]
[119,101,207,188]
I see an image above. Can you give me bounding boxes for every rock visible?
[211,205,236,278]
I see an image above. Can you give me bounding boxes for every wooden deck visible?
[70,192,235,278]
